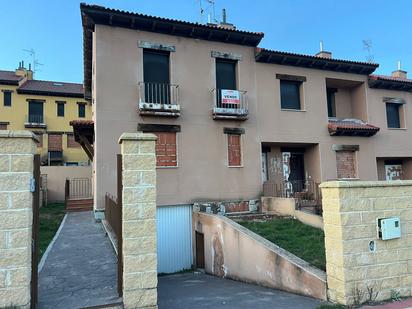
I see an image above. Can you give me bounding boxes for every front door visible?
[289,153,305,192]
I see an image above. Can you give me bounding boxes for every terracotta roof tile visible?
[369,74,412,83]
[17,80,84,98]
[368,75,412,92]
[255,48,378,75]
[328,118,380,137]
[69,120,94,127]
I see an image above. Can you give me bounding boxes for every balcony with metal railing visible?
[212,88,248,120]
[24,114,46,129]
[138,82,180,117]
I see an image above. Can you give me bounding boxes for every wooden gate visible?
[31,154,40,309]
[117,154,123,297]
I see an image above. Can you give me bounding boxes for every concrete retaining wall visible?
[261,197,324,229]
[193,212,327,300]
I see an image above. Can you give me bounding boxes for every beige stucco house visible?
[78,4,412,218]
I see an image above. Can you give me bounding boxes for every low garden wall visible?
[193,211,327,300]
[40,166,92,202]
[261,197,324,229]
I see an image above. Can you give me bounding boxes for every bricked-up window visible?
[48,134,62,151]
[227,134,242,167]
[67,133,80,148]
[336,151,357,179]
[154,132,177,167]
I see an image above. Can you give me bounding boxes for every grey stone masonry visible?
[0,130,38,309]
[119,132,158,309]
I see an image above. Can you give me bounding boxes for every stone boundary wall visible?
[0,131,38,308]
[261,197,324,229]
[119,133,158,309]
[320,181,412,305]
[193,211,327,300]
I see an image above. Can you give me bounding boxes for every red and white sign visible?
[221,89,240,105]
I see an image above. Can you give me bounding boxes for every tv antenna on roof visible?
[198,0,217,24]
[362,40,374,63]
[22,48,44,74]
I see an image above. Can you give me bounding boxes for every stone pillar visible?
[119,133,158,309]
[0,131,38,308]
[320,181,412,306]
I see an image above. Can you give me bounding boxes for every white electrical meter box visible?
[377,217,401,240]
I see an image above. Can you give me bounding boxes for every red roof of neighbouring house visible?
[17,80,84,98]
[328,119,380,137]
[0,70,24,85]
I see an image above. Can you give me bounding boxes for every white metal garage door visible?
[157,205,193,274]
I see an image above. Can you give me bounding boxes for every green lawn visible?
[238,218,326,271]
[39,203,66,258]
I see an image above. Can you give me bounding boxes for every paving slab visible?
[38,211,120,309]
[158,272,325,309]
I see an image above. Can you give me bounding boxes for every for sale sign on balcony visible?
[221,89,240,105]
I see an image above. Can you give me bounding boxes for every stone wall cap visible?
[0,130,39,142]
[319,180,412,188]
[118,132,157,144]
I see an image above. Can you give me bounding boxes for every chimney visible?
[218,8,236,30]
[391,61,407,79]
[15,60,34,81]
[315,40,332,59]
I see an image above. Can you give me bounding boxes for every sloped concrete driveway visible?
[158,273,324,309]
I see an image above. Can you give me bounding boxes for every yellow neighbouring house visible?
[0,62,91,166]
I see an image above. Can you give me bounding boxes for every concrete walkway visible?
[158,273,325,309]
[38,211,120,309]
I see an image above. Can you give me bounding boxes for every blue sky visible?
[1,0,410,83]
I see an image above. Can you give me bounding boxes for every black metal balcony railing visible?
[138,82,180,116]
[263,180,322,214]
[138,82,179,106]
[25,114,46,129]
[212,88,248,119]
[28,114,44,124]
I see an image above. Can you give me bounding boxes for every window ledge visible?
[281,109,306,112]
[228,165,244,168]
[156,166,178,169]
[387,127,407,130]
